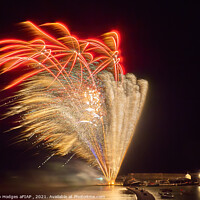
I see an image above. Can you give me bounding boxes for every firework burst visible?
[0,22,148,183]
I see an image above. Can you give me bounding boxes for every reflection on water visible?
[58,186,137,200]
[0,185,137,200]
[1,185,200,200]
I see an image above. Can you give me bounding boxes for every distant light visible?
[96,177,103,181]
[185,173,191,180]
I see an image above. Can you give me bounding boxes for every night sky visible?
[0,0,199,176]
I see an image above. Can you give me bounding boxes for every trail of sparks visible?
[0,22,148,183]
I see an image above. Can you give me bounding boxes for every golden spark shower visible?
[0,21,148,183]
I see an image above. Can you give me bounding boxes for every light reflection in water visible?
[58,186,137,200]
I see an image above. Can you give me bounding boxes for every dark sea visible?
[1,185,199,200]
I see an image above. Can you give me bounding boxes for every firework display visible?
[0,22,148,183]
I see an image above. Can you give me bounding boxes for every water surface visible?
[1,185,200,200]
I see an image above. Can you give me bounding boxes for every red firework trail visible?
[0,21,124,90]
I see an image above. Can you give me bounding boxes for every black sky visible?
[0,1,199,175]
